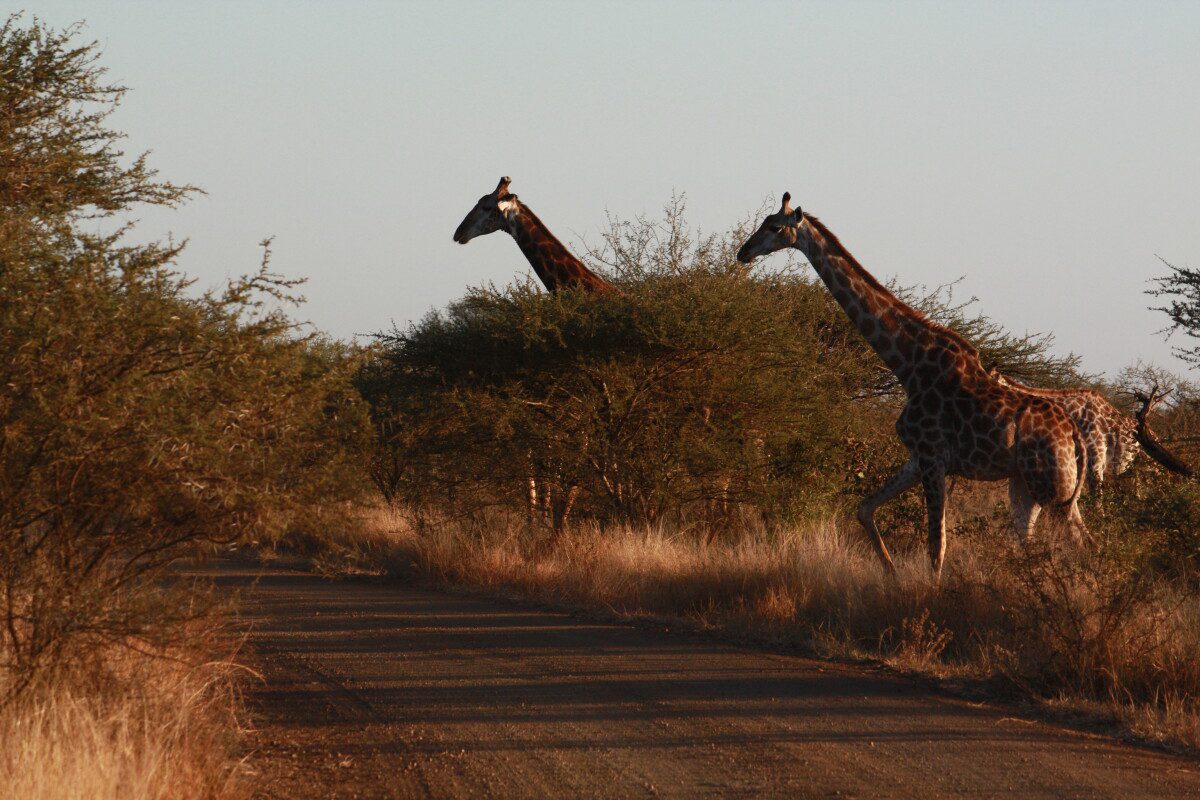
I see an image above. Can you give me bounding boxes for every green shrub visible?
[1089,366,1200,580]
[0,15,370,699]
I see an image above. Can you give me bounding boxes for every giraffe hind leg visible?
[1009,484,1092,556]
[1008,479,1041,544]
[1086,440,1107,522]
[1087,439,1107,497]
[1016,438,1089,548]
[856,458,921,576]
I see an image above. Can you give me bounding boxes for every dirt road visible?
[204,559,1199,799]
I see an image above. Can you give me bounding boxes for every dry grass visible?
[0,632,247,800]
[299,504,1200,751]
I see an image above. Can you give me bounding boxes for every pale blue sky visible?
[35,1,1200,377]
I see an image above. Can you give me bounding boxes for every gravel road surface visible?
[201,560,1200,799]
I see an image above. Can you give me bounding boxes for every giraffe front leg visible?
[921,465,948,579]
[856,458,921,577]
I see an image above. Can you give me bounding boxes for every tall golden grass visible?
[0,632,246,800]
[303,504,1200,750]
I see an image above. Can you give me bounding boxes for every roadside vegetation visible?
[0,16,366,797]
[5,12,1200,794]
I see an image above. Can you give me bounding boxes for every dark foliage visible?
[0,16,369,698]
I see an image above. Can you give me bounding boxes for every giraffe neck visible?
[503,202,613,294]
[793,215,980,392]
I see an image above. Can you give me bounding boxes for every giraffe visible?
[989,373,1192,495]
[454,177,745,523]
[736,193,1089,577]
[453,176,618,533]
[453,176,617,293]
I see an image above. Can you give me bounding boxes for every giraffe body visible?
[737,194,1088,575]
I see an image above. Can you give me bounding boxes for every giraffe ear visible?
[496,176,512,196]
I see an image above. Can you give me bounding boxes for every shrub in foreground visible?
[0,619,244,800]
[0,14,369,705]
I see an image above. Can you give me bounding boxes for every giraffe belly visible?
[897,396,1016,482]
[944,423,1018,481]
[949,459,1013,482]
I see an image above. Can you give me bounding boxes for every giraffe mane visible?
[803,213,984,361]
[513,201,588,270]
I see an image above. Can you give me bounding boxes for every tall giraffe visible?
[737,193,1088,576]
[989,373,1193,493]
[453,176,617,293]
[453,177,617,532]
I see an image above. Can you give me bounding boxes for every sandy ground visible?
[200,559,1200,799]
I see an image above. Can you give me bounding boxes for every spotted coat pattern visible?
[737,193,1088,576]
[990,375,1138,493]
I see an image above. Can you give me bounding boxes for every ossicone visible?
[781,191,793,214]
[496,176,512,195]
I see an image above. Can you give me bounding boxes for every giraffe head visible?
[736,192,801,263]
[453,176,520,244]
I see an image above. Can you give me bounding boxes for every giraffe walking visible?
[453,177,618,533]
[737,193,1088,577]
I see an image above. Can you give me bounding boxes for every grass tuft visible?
[0,630,247,800]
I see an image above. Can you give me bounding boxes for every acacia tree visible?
[0,16,192,232]
[1150,258,1200,369]
[0,15,368,698]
